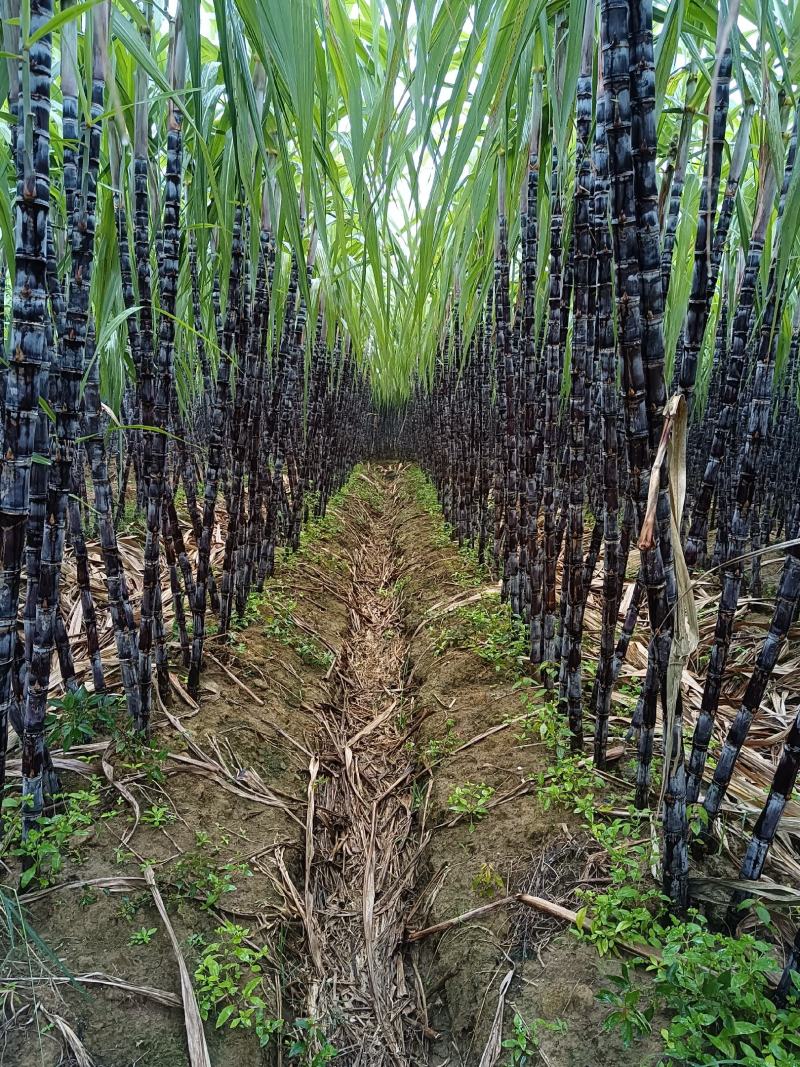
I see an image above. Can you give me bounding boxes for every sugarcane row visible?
[0,3,372,847]
[371,0,800,971]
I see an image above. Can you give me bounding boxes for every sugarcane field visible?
[3,0,800,1064]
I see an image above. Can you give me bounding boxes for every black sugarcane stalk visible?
[559,6,594,749]
[727,703,800,920]
[112,137,145,517]
[601,0,681,903]
[188,203,244,698]
[55,31,104,697]
[540,138,564,673]
[132,24,153,515]
[67,481,105,693]
[220,218,274,631]
[687,118,797,803]
[593,75,622,759]
[704,100,754,311]
[82,327,140,720]
[630,0,688,905]
[684,164,779,572]
[496,156,519,612]
[25,9,107,803]
[593,71,623,770]
[8,0,56,832]
[677,39,733,403]
[25,233,62,690]
[163,505,189,667]
[630,0,667,449]
[478,294,493,566]
[519,78,541,613]
[136,23,186,728]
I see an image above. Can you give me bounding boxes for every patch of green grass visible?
[452,542,492,587]
[351,471,383,509]
[511,681,571,759]
[502,1014,567,1065]
[404,468,492,586]
[433,595,528,677]
[231,590,269,630]
[115,727,169,784]
[421,717,460,765]
[118,502,146,537]
[170,847,253,910]
[260,590,333,669]
[588,903,800,1066]
[407,466,441,517]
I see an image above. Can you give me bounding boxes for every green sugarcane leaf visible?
[25,0,104,45]
[655,0,685,119]
[37,396,55,422]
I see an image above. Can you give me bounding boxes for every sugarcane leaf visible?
[25,0,105,45]
[37,395,56,423]
[655,0,685,119]
[0,149,13,276]
[775,139,800,295]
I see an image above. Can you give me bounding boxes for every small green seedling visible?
[129,926,157,946]
[447,782,495,830]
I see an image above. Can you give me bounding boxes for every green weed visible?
[433,597,528,677]
[142,804,175,828]
[171,850,252,909]
[45,687,124,752]
[193,921,282,1048]
[512,683,571,759]
[286,1018,338,1065]
[261,591,333,669]
[471,862,504,899]
[594,913,800,1066]
[447,782,495,830]
[597,963,655,1047]
[115,727,169,784]
[422,717,460,765]
[502,1014,567,1065]
[129,926,157,947]
[2,785,106,890]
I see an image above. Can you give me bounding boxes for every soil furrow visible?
[299,471,426,1065]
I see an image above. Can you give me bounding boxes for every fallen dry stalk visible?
[144,866,211,1067]
[407,892,660,962]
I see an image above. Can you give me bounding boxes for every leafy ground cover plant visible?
[587,895,800,1066]
[193,921,282,1047]
[447,782,495,829]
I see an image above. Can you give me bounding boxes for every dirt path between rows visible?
[292,469,426,1064]
[3,462,660,1067]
